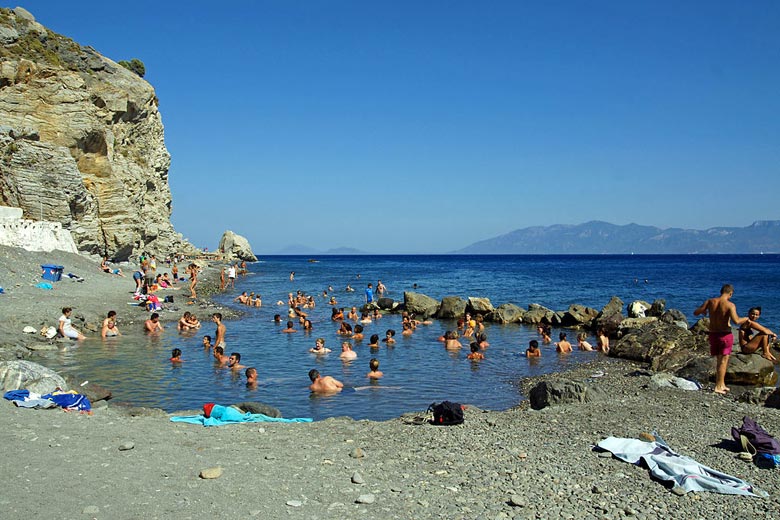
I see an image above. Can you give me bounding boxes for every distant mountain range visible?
[273,244,369,255]
[453,220,780,254]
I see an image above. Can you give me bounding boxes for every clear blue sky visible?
[10,1,780,253]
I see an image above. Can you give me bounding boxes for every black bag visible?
[164,295,174,303]
[428,401,464,425]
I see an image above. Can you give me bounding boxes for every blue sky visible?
[10,1,780,253]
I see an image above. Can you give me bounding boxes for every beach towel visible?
[597,436,766,497]
[4,389,91,411]
[35,282,53,290]
[170,404,312,426]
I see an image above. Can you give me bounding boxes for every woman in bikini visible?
[739,307,777,362]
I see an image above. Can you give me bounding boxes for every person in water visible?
[308,369,343,393]
[366,358,383,379]
[170,348,183,362]
[526,339,541,358]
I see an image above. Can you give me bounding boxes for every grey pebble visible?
[286,500,303,507]
[350,447,365,459]
[351,471,365,484]
[118,442,134,451]
[508,495,525,507]
[355,494,375,504]
[83,506,99,514]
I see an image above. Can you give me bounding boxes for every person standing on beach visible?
[694,284,749,395]
[212,313,227,348]
[228,264,237,288]
[187,263,198,299]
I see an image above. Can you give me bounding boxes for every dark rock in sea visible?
[593,296,624,335]
[403,292,440,319]
[466,297,494,314]
[528,380,604,410]
[627,300,651,318]
[486,303,525,324]
[232,401,282,418]
[65,375,112,402]
[560,304,598,327]
[647,299,666,317]
[522,303,555,325]
[376,297,394,310]
[436,296,466,319]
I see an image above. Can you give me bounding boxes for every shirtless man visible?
[282,321,297,333]
[555,332,573,353]
[694,284,749,394]
[101,310,121,338]
[212,313,226,348]
[739,306,777,362]
[234,291,250,305]
[308,369,343,393]
[347,307,359,321]
[213,346,228,365]
[340,341,357,360]
[526,339,541,358]
[367,358,383,379]
[227,352,246,371]
[145,313,164,333]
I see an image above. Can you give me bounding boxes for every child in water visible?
[367,358,383,379]
[467,342,485,360]
[170,348,183,363]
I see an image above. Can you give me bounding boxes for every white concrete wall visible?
[0,206,24,220]
[0,214,79,253]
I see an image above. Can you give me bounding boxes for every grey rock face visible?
[593,296,624,335]
[522,303,555,325]
[0,9,194,260]
[560,303,598,327]
[0,360,68,394]
[436,296,466,319]
[403,292,440,318]
[466,296,494,314]
[218,231,257,261]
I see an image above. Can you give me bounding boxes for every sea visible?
[42,255,780,421]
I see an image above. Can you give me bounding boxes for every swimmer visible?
[475,332,489,349]
[577,332,594,351]
[444,330,462,350]
[347,307,359,321]
[382,329,396,345]
[368,334,380,348]
[273,314,282,323]
[339,341,357,360]
[401,321,413,336]
[212,313,226,348]
[308,369,343,394]
[310,338,332,354]
[366,358,383,379]
[596,328,609,354]
[227,352,246,371]
[467,342,485,360]
[352,324,364,341]
[245,367,258,388]
[101,310,121,338]
[213,346,228,365]
[202,335,213,349]
[144,313,164,334]
[526,339,541,357]
[282,321,297,333]
[555,332,572,353]
[170,348,183,363]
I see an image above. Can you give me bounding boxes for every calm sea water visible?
[42,255,780,421]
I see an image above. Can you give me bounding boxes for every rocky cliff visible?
[0,7,194,260]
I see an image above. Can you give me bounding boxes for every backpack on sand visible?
[428,401,464,426]
[731,416,780,456]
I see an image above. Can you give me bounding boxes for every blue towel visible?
[170,404,312,426]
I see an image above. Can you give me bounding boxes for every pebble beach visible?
[1,246,780,519]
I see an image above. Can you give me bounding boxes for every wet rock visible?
[593,296,624,335]
[486,303,524,324]
[467,297,494,314]
[199,467,223,479]
[404,292,440,318]
[437,296,467,319]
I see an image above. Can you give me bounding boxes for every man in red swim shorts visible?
[694,284,749,395]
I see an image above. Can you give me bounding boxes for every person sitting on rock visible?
[58,307,86,340]
[555,332,572,353]
[739,306,778,362]
[526,339,541,358]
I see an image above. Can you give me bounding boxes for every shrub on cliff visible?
[118,58,145,77]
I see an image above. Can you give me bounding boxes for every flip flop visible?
[737,452,754,462]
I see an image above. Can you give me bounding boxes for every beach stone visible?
[726,354,777,386]
[0,360,67,394]
[22,326,37,334]
[286,500,303,507]
[467,297,494,314]
[355,494,375,504]
[647,299,666,317]
[486,303,524,324]
[689,318,710,335]
[82,506,99,515]
[611,322,698,365]
[528,380,604,410]
[437,296,467,319]
[351,471,365,484]
[231,401,281,418]
[618,317,658,335]
[350,447,365,459]
[508,495,525,507]
[199,467,223,479]
[660,309,688,326]
[403,292,440,319]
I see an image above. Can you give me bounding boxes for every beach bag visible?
[428,401,464,426]
[731,416,780,456]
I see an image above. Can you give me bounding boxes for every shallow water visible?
[40,255,780,421]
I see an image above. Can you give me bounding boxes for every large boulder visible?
[646,299,666,317]
[528,380,604,410]
[676,354,778,388]
[592,296,624,335]
[560,304,599,327]
[403,292,440,319]
[522,304,555,325]
[436,296,467,319]
[466,297,494,314]
[486,303,525,324]
[376,297,395,311]
[610,321,703,365]
[218,230,257,261]
[0,360,68,394]
[627,300,651,318]
[617,317,659,336]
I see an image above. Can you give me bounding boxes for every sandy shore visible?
[1,246,780,519]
